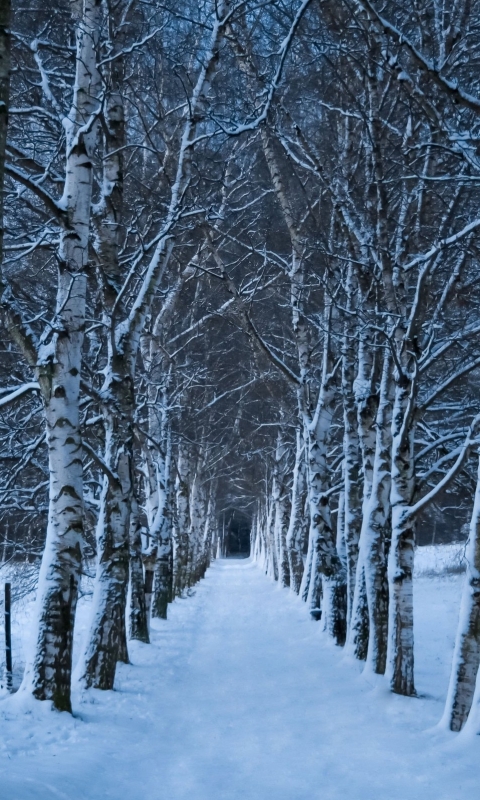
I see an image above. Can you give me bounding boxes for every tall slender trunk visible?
[128,497,149,643]
[305,310,346,642]
[143,282,187,616]
[307,406,346,639]
[22,0,101,711]
[173,444,192,597]
[386,373,416,696]
[287,428,308,594]
[75,10,134,689]
[341,265,362,630]
[77,398,133,688]
[198,491,216,579]
[442,451,480,731]
[348,332,379,661]
[0,0,9,265]
[265,492,278,581]
[187,464,208,586]
[273,431,290,588]
[150,432,174,619]
[351,348,392,672]
[255,506,267,568]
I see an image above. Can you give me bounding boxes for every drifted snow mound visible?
[415,542,467,577]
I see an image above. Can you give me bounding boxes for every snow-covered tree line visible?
[1,0,480,734]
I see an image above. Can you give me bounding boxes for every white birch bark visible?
[351,348,392,673]
[442,451,480,731]
[300,490,314,603]
[198,491,216,579]
[265,491,278,581]
[76,20,132,686]
[286,427,308,594]
[143,276,189,616]
[304,308,346,642]
[347,332,378,660]
[22,0,101,710]
[341,265,362,630]
[173,443,193,597]
[273,430,290,588]
[128,496,149,643]
[187,461,208,586]
[385,373,416,696]
[148,428,174,620]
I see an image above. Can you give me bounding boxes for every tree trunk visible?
[341,267,362,630]
[0,0,9,263]
[349,348,391,671]
[75,8,134,690]
[386,377,416,696]
[173,444,192,597]
[76,403,132,689]
[187,464,208,586]
[265,492,278,580]
[22,0,101,711]
[442,452,480,731]
[287,428,308,594]
[128,498,149,643]
[305,310,347,642]
[273,431,290,588]
[151,462,174,619]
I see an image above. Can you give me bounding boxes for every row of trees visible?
[0,0,480,734]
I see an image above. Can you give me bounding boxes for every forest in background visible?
[0,0,480,735]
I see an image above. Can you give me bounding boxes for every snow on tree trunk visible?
[304,309,346,641]
[442,451,480,731]
[336,487,346,569]
[287,428,308,594]
[346,332,377,660]
[152,515,173,618]
[255,507,268,569]
[142,282,186,616]
[348,345,390,668]
[199,492,216,579]
[252,515,258,562]
[150,443,174,619]
[341,265,362,630]
[265,492,278,581]
[386,376,416,696]
[187,463,208,586]
[78,6,227,682]
[273,430,290,588]
[76,404,133,689]
[173,443,192,597]
[300,454,314,605]
[0,0,9,265]
[128,498,149,643]
[22,0,101,711]
[75,13,135,688]
[361,350,392,675]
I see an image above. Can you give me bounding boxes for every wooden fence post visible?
[144,561,155,631]
[4,582,12,692]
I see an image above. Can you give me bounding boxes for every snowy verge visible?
[415,542,467,577]
[0,559,477,800]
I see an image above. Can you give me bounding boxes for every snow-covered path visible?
[1,558,479,799]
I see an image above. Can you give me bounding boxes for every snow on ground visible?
[0,557,478,799]
[414,542,467,576]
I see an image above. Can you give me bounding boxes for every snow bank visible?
[415,543,467,577]
[0,558,478,800]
